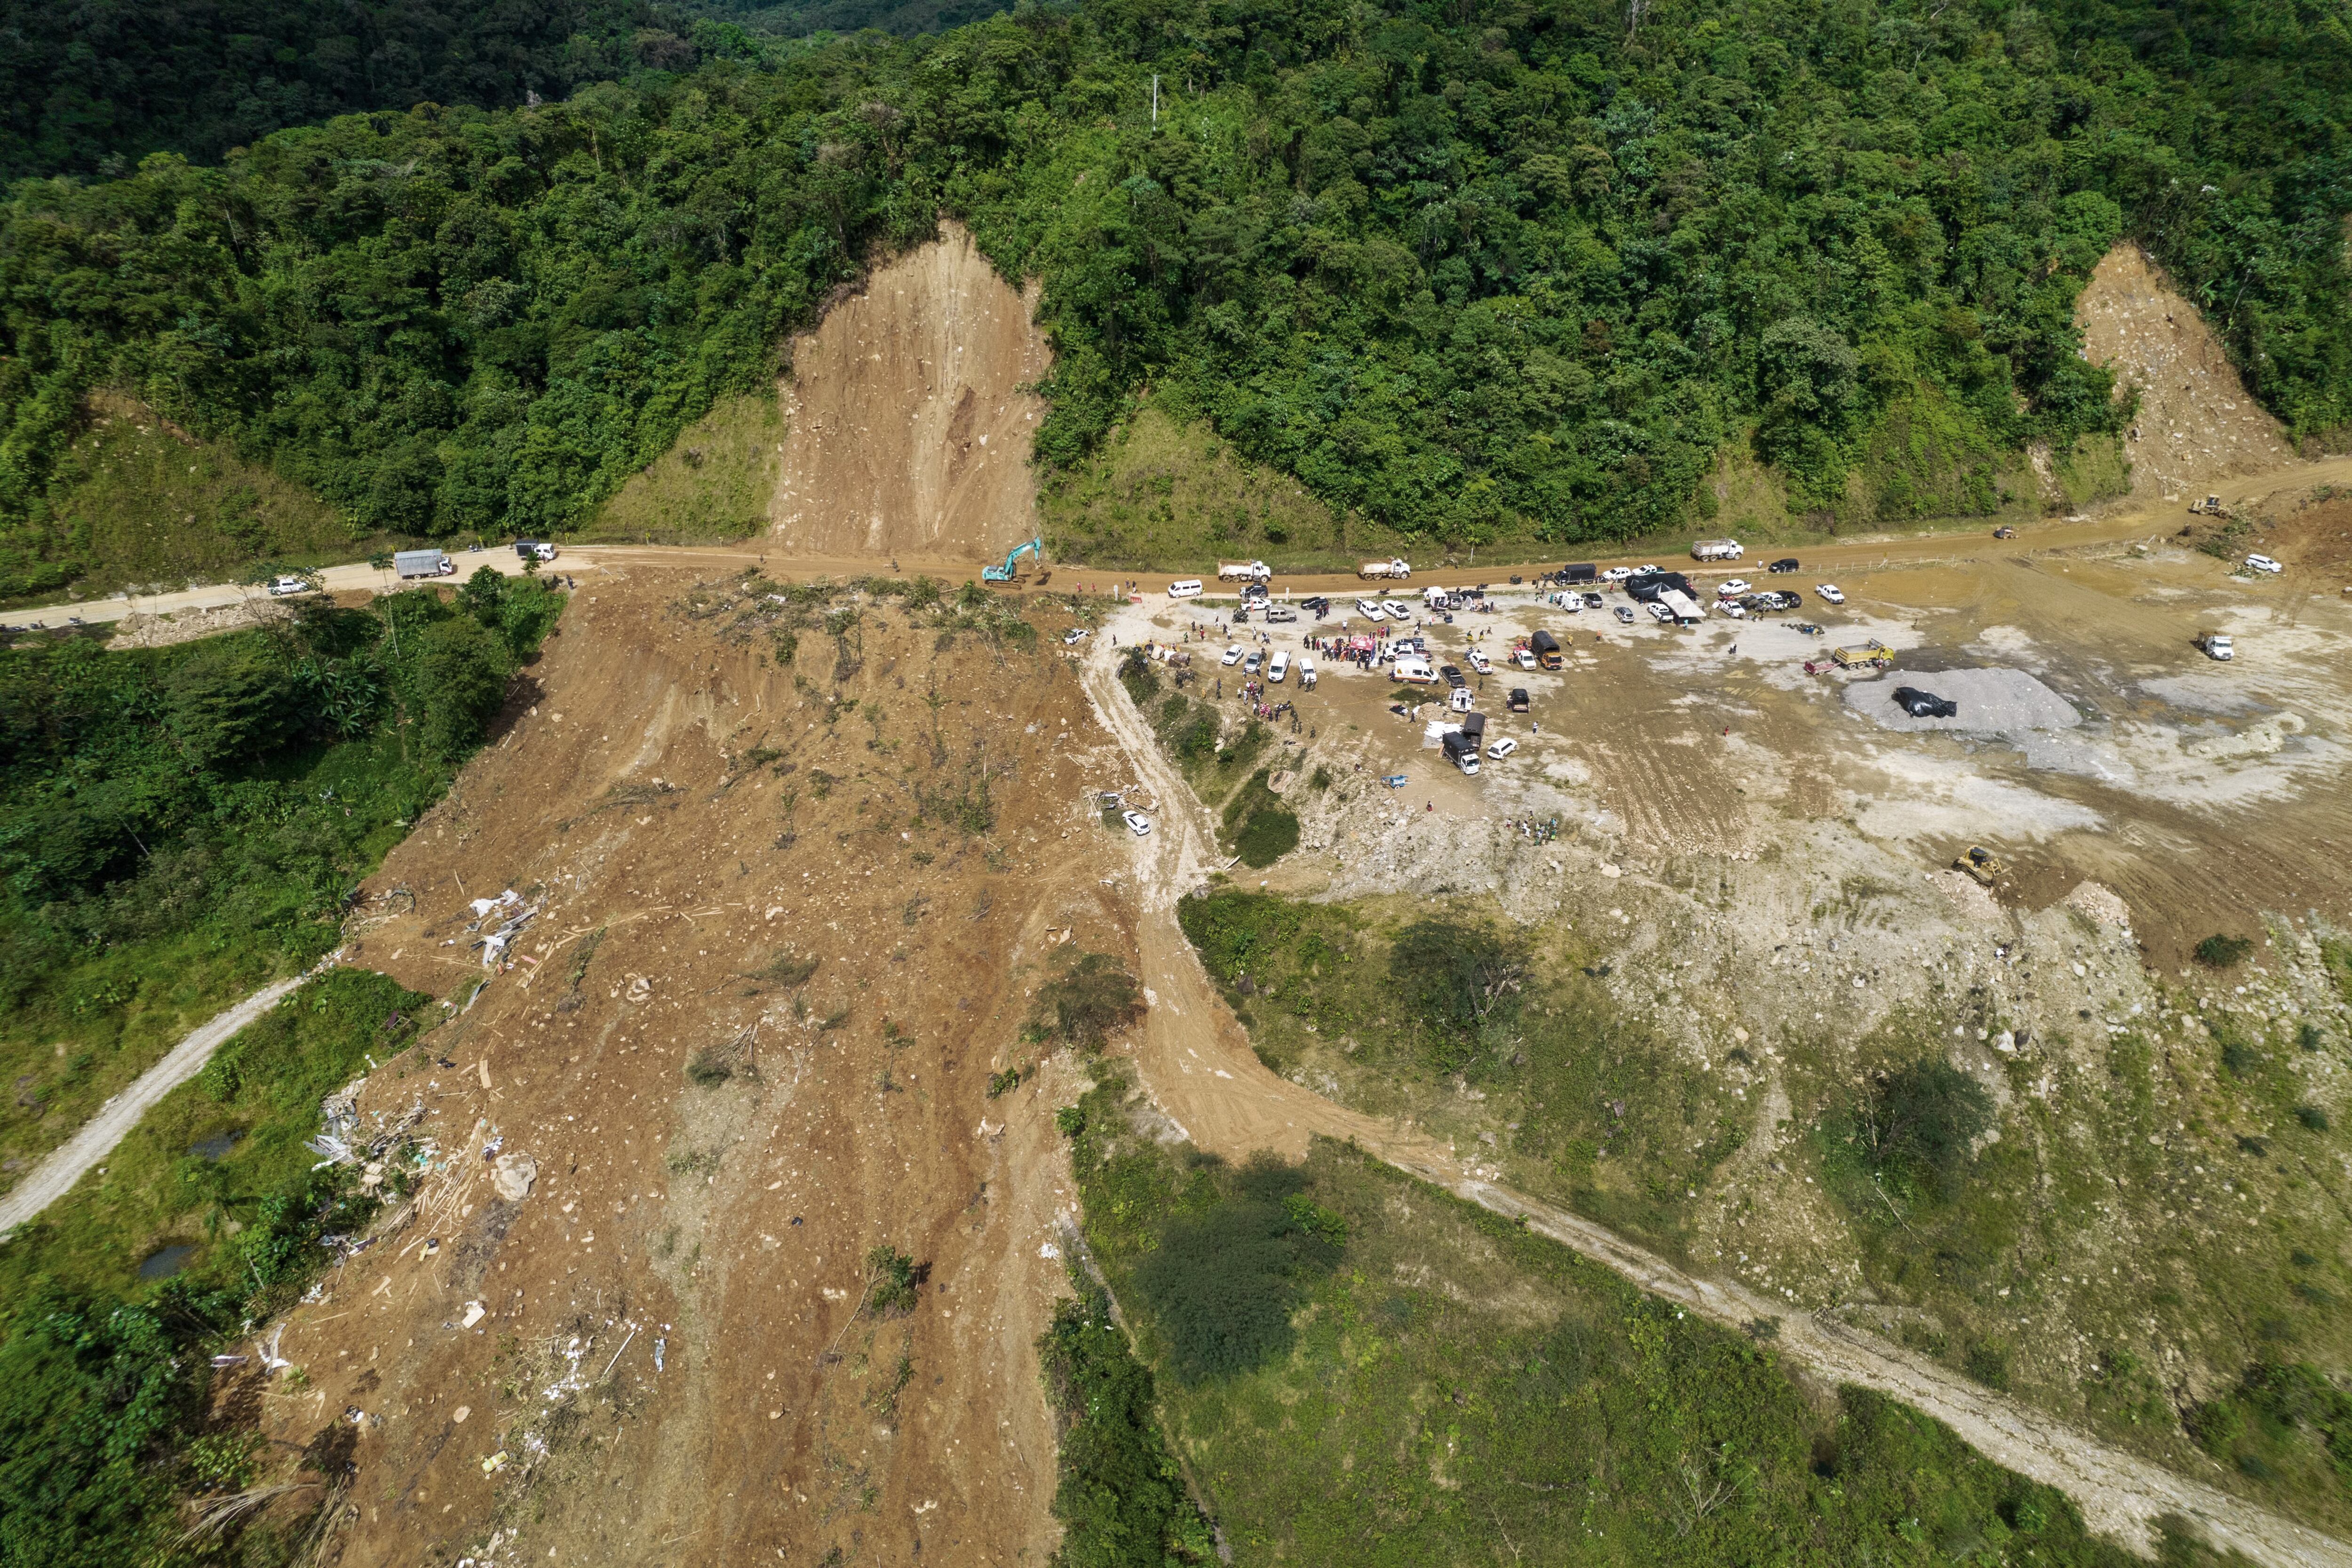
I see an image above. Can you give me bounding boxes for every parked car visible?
[2244,553,2283,574]
[1717,579,1750,597]
[1382,599,1414,620]
[1646,602,1674,623]
[1768,557,1800,573]
[1816,583,1846,605]
[1168,578,1204,598]
[1302,596,1331,616]
[1221,645,1244,665]
[1514,646,1537,669]
[1440,664,1466,688]
[2197,632,2234,661]
[1467,649,1492,674]
[1993,526,2016,540]
[1486,738,1519,759]
[1265,604,1298,623]
[266,575,312,597]
[1717,601,1747,619]
[1269,650,1290,682]
[1582,591,1604,609]
[1062,628,1090,645]
[1506,687,1530,712]
[1601,566,1634,582]
[1358,599,1386,621]
[1121,810,1152,836]
[1613,605,1636,624]
[1243,650,1264,674]
[1893,686,1957,718]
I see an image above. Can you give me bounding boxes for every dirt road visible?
[1073,624,2352,1567]
[0,971,312,1236]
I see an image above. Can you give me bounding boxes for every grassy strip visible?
[1061,1072,2244,1565]
[0,967,431,1567]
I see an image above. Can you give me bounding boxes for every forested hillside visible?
[0,0,764,182]
[2,0,2346,594]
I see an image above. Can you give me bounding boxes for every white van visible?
[1269,650,1290,683]
[1297,655,1317,689]
[1168,579,1203,599]
[1392,654,1438,684]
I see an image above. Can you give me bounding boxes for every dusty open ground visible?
[225,567,1146,1566]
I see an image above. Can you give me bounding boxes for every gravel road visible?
[0,974,311,1235]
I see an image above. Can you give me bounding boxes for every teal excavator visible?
[983,536,1044,583]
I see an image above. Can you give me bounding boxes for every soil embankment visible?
[239,571,1134,1565]
[2076,243,2295,504]
[770,222,1049,562]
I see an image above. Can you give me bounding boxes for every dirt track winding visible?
[1073,625,2351,1568]
[0,972,310,1235]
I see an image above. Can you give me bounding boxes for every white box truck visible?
[395,548,455,579]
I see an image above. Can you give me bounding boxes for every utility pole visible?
[1151,73,1159,128]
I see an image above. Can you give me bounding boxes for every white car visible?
[1221,645,1244,665]
[1382,600,1413,620]
[1646,602,1674,623]
[1486,738,1518,759]
[1358,599,1386,621]
[1268,650,1289,682]
[1601,566,1633,583]
[1121,810,1152,836]
[2198,633,2234,661]
[1514,647,1537,669]
[2244,554,2283,574]
[1816,584,1846,605]
[1063,627,1090,645]
[266,575,312,597]
[1717,579,1750,597]
[1717,601,1747,619]
[1466,649,1492,674]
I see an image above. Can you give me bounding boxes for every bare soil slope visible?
[239,570,1137,1566]
[2077,244,2295,504]
[770,222,1048,562]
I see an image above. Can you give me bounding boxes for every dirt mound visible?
[2075,243,2295,504]
[242,570,1138,1565]
[770,222,1049,562]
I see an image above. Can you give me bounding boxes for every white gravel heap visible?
[1845,667,2082,732]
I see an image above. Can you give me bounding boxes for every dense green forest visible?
[2,0,2347,594]
[0,0,754,181]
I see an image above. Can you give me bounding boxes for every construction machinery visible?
[983,536,1044,583]
[2189,494,2229,518]
[1953,845,2005,886]
[1830,642,1896,669]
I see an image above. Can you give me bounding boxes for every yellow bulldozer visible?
[1952,845,2005,886]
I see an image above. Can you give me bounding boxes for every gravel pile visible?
[1845,667,2082,732]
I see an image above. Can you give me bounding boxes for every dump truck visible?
[1953,845,2005,886]
[394,548,455,579]
[1216,559,1271,582]
[1692,539,1744,561]
[1357,557,1412,580]
[1530,629,1563,669]
[1830,642,1896,669]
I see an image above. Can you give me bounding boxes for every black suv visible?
[1440,664,1467,689]
[1768,557,1800,573]
[1894,686,1957,719]
[1302,596,1331,617]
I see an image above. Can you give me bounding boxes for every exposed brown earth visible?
[233,568,1138,1566]
[769,221,1049,562]
[2076,243,2297,504]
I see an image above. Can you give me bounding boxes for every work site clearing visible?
[27,233,2352,1568]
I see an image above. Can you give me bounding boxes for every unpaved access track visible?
[0,973,310,1235]
[1073,630,2352,1567]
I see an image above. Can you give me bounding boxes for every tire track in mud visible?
[1076,619,2350,1568]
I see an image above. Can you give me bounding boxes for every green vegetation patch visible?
[1220,769,1299,869]
[0,968,429,1566]
[1064,1075,2223,1567]
[0,574,561,1183]
[576,391,787,546]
